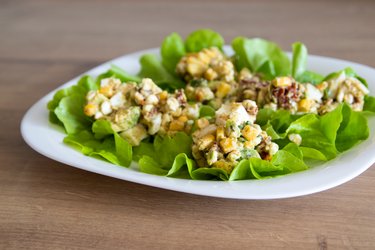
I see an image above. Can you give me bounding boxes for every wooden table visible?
[1,0,375,249]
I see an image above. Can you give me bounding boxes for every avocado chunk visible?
[111,106,141,132]
[120,124,148,146]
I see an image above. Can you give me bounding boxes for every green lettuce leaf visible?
[153,132,193,167]
[139,153,198,179]
[232,37,291,79]
[336,104,369,152]
[229,158,282,180]
[364,95,375,113]
[299,147,327,161]
[324,67,368,87]
[291,42,307,80]
[64,129,132,167]
[192,167,229,180]
[257,108,300,133]
[271,151,307,173]
[298,71,324,84]
[167,153,197,178]
[134,132,193,169]
[51,75,97,134]
[138,54,184,89]
[96,64,140,85]
[185,29,224,53]
[139,155,168,176]
[92,120,114,139]
[161,32,186,75]
[54,95,93,134]
[229,145,307,181]
[132,141,157,162]
[47,76,97,128]
[285,105,343,160]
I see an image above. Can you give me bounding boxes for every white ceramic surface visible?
[21,47,375,199]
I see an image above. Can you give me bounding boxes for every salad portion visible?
[47,29,375,180]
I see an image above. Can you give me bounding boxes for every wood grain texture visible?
[1,0,375,249]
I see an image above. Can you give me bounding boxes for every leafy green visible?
[92,120,133,166]
[286,106,343,160]
[47,76,97,129]
[185,29,224,53]
[139,155,168,176]
[336,104,369,152]
[229,145,307,181]
[153,132,193,167]
[282,143,303,159]
[229,160,254,180]
[232,37,291,79]
[324,67,368,87]
[257,108,300,133]
[258,103,372,162]
[230,158,279,180]
[138,54,184,89]
[64,129,132,167]
[54,95,93,134]
[299,147,327,161]
[167,153,197,178]
[298,71,324,84]
[48,76,97,112]
[271,148,308,173]
[134,132,193,169]
[192,167,229,180]
[92,120,114,139]
[291,42,307,80]
[132,141,157,162]
[161,32,186,74]
[290,43,325,84]
[364,95,375,113]
[96,65,140,85]
[51,75,98,134]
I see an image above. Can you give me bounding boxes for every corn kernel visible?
[216,126,225,140]
[219,138,236,154]
[204,68,218,81]
[99,85,114,97]
[198,51,211,64]
[197,118,209,129]
[298,99,314,112]
[187,57,206,76]
[178,115,188,123]
[84,103,98,117]
[316,81,328,91]
[198,134,215,150]
[215,82,231,98]
[204,48,221,59]
[158,91,168,101]
[242,125,260,141]
[195,91,205,102]
[169,120,185,131]
[272,77,292,87]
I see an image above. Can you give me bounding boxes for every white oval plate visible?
[21,47,375,199]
